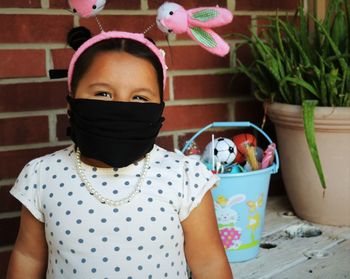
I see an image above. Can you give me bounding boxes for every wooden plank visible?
[269,239,350,279]
[229,196,350,279]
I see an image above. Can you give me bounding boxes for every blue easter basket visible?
[182,122,279,262]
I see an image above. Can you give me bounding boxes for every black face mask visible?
[67,96,165,168]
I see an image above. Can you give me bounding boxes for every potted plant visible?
[233,0,350,226]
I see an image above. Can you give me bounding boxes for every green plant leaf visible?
[302,100,327,189]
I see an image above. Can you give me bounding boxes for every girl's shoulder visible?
[22,145,75,172]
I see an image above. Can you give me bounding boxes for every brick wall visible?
[0,0,300,276]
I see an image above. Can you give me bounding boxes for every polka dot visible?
[148,197,153,202]
[81,258,86,263]
[146,180,152,185]
[156,173,161,177]
[138,265,143,270]
[88,209,94,214]
[114,266,120,272]
[114,227,120,232]
[59,183,64,187]
[103,257,108,262]
[113,190,118,195]
[124,181,130,186]
[138,246,143,250]
[101,218,107,223]
[150,217,156,221]
[91,268,96,273]
[76,219,82,224]
[126,236,132,241]
[78,239,84,243]
[65,230,71,235]
[77,200,83,205]
[68,191,73,196]
[66,210,71,215]
[114,247,120,252]
[42,184,47,189]
[126,217,132,222]
[151,236,156,241]
[91,248,96,252]
[126,256,132,261]
[158,189,163,194]
[139,226,145,231]
[137,207,143,212]
[102,237,108,242]
[89,228,95,233]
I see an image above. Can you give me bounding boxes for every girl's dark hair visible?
[67,28,164,99]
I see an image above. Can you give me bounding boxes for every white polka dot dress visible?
[10,145,219,279]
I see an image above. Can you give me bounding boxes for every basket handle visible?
[181,121,279,173]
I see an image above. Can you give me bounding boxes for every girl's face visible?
[74,51,161,103]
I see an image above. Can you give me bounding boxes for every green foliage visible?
[235,0,350,107]
[233,0,350,189]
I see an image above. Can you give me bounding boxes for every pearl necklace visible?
[75,148,150,207]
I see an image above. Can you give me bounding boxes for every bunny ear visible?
[227,194,246,206]
[188,7,233,28]
[188,27,230,56]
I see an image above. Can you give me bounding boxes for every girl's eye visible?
[95,92,112,98]
[133,95,149,102]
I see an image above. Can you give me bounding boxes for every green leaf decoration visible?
[302,100,327,189]
[191,9,219,22]
[190,27,217,48]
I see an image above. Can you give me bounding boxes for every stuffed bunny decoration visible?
[156,2,233,56]
[68,0,106,18]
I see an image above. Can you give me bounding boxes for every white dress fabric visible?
[10,145,219,279]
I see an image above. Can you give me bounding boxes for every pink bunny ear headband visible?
[156,2,233,57]
[63,1,232,90]
[67,31,168,92]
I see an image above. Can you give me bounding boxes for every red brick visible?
[0,82,68,113]
[174,74,233,100]
[236,0,299,11]
[0,15,73,43]
[51,48,75,69]
[0,250,12,279]
[234,100,263,123]
[236,44,253,65]
[0,116,49,146]
[0,0,40,8]
[80,15,160,39]
[0,186,21,213]
[49,0,70,9]
[0,147,65,179]
[56,114,70,141]
[163,45,229,71]
[105,0,140,9]
[155,135,174,151]
[0,50,46,79]
[50,0,140,9]
[230,73,251,96]
[162,104,230,131]
[148,0,227,9]
[0,217,20,246]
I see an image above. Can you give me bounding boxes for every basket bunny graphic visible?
[215,194,246,250]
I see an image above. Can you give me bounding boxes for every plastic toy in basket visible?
[182,122,279,262]
[232,133,257,164]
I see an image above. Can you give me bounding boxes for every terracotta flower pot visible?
[266,102,350,226]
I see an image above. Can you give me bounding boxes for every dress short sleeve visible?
[10,158,44,222]
[178,158,219,221]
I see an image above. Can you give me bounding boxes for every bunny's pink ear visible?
[188,27,230,56]
[187,7,233,28]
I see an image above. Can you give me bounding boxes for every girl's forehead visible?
[68,31,167,92]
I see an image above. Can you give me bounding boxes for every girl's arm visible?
[182,191,234,279]
[7,206,48,279]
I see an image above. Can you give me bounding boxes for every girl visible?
[7,29,233,279]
